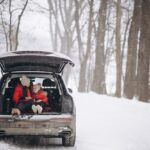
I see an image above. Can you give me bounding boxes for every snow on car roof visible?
[0,50,74,64]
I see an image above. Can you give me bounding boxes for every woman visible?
[12,75,33,115]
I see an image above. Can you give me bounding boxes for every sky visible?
[19,0,51,51]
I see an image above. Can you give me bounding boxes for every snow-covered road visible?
[1,92,150,150]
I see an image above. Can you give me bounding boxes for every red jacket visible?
[32,90,48,105]
[13,84,31,105]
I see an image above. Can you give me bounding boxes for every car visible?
[0,51,76,146]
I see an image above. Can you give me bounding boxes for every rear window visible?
[2,74,57,95]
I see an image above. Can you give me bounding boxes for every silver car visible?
[0,51,76,146]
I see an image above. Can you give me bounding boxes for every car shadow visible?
[1,137,78,149]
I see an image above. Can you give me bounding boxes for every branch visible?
[0,11,8,51]
[0,0,5,4]
[30,0,49,11]
[11,8,23,14]
[48,0,63,39]
[14,0,29,51]
[8,0,12,51]
[74,0,85,62]
[59,0,68,33]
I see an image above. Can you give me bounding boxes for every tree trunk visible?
[74,0,84,62]
[124,0,141,99]
[91,0,107,94]
[0,11,9,52]
[59,0,74,84]
[8,0,12,51]
[54,1,58,51]
[78,60,87,91]
[78,0,94,92]
[115,0,122,97]
[136,0,150,102]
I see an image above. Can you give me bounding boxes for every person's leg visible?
[17,99,33,113]
[24,100,33,111]
[16,100,25,113]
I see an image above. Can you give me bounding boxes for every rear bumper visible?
[0,114,75,137]
[0,126,72,137]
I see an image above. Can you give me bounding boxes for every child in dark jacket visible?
[32,83,48,114]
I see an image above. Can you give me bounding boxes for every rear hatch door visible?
[0,51,74,74]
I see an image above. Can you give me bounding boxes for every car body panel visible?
[0,114,75,137]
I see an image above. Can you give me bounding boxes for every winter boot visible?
[32,105,37,114]
[36,105,43,114]
[11,108,21,116]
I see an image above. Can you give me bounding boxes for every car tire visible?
[62,135,76,147]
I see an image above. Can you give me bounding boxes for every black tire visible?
[62,135,76,147]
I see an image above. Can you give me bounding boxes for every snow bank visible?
[74,92,150,150]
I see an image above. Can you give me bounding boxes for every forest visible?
[0,0,150,102]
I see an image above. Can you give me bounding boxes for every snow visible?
[1,92,150,150]
[75,93,150,150]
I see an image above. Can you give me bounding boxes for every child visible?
[32,83,48,114]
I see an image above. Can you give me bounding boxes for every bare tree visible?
[74,0,94,92]
[0,10,8,51]
[47,0,76,83]
[46,0,136,96]
[91,0,108,94]
[14,0,29,51]
[115,0,122,97]
[124,0,142,99]
[74,0,84,63]
[0,0,29,51]
[136,0,150,102]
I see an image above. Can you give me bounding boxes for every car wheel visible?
[62,135,76,147]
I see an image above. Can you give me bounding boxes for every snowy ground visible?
[1,92,150,150]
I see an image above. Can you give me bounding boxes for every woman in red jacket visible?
[32,83,48,114]
[12,75,33,115]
